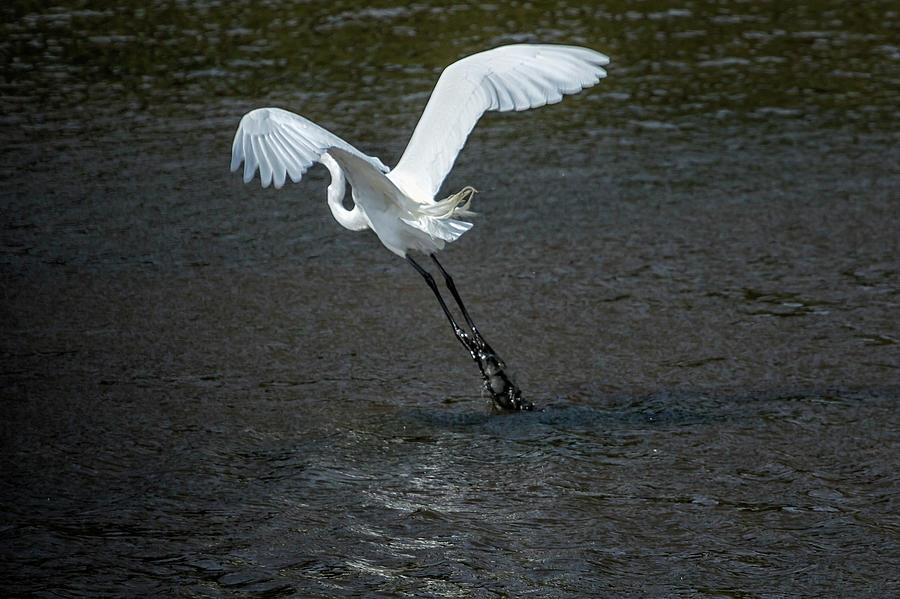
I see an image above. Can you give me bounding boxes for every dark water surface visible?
[2,1,898,597]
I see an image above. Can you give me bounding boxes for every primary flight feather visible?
[231,43,609,257]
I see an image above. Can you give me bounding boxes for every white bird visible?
[231,44,609,410]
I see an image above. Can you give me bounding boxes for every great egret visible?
[231,44,609,410]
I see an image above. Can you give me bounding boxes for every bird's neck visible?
[322,151,369,231]
[327,192,369,231]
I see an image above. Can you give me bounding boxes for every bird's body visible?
[323,147,475,256]
[230,43,609,410]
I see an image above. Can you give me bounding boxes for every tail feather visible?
[400,185,477,243]
[401,215,473,242]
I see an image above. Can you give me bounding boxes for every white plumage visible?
[231,44,609,258]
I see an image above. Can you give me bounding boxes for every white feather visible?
[230,107,388,189]
[386,44,608,203]
[230,44,609,257]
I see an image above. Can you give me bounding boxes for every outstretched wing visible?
[230,107,388,189]
[386,44,609,203]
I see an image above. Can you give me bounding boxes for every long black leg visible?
[429,253,481,339]
[405,254,476,357]
[408,253,532,411]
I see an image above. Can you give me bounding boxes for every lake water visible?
[1,1,898,597]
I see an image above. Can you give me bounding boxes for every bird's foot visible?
[474,347,533,412]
